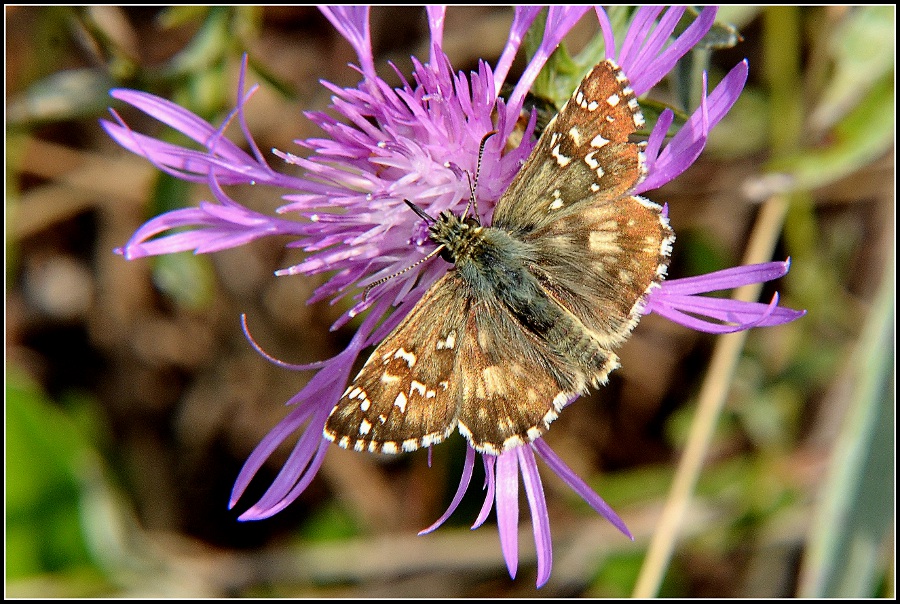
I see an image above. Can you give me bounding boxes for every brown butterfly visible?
[324,59,674,455]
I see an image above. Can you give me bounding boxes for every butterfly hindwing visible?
[454,296,618,454]
[525,196,674,350]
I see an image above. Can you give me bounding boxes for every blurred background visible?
[5,6,894,597]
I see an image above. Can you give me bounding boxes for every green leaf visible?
[6,68,116,127]
[810,6,896,132]
[6,370,96,578]
[152,252,217,310]
[797,260,894,597]
[768,71,893,192]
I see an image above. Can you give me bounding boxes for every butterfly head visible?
[429,211,484,265]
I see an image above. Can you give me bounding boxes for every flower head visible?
[105,6,804,588]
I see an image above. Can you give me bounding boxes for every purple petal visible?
[636,60,748,194]
[419,445,476,535]
[594,6,616,62]
[238,436,330,520]
[519,446,553,588]
[647,292,806,333]
[644,260,806,332]
[229,301,387,517]
[114,186,305,260]
[425,6,446,65]
[659,260,792,296]
[493,7,542,91]
[108,89,247,160]
[102,120,261,185]
[229,403,318,510]
[319,6,375,79]
[617,7,668,73]
[472,454,496,530]
[644,108,674,168]
[627,7,717,96]
[495,451,520,580]
[241,314,330,372]
[506,6,591,115]
[532,439,633,540]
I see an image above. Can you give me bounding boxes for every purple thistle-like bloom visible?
[105,6,805,588]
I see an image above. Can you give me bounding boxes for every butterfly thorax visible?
[426,210,609,384]
[428,211,533,297]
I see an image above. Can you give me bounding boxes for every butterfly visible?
[323,59,674,455]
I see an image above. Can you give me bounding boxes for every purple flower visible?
[105,6,805,588]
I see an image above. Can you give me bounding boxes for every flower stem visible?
[633,192,792,597]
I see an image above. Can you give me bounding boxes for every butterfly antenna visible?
[363,244,445,301]
[464,130,498,220]
[363,199,441,301]
[404,199,435,223]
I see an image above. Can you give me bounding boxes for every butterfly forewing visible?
[496,58,672,353]
[492,59,646,234]
[324,274,468,454]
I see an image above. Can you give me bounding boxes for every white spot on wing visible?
[437,330,456,350]
[568,126,582,146]
[481,366,507,395]
[551,143,571,167]
[410,381,426,397]
[590,134,609,148]
[393,347,416,367]
[394,392,408,413]
[589,230,620,252]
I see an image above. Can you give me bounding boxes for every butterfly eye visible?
[439,246,456,264]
